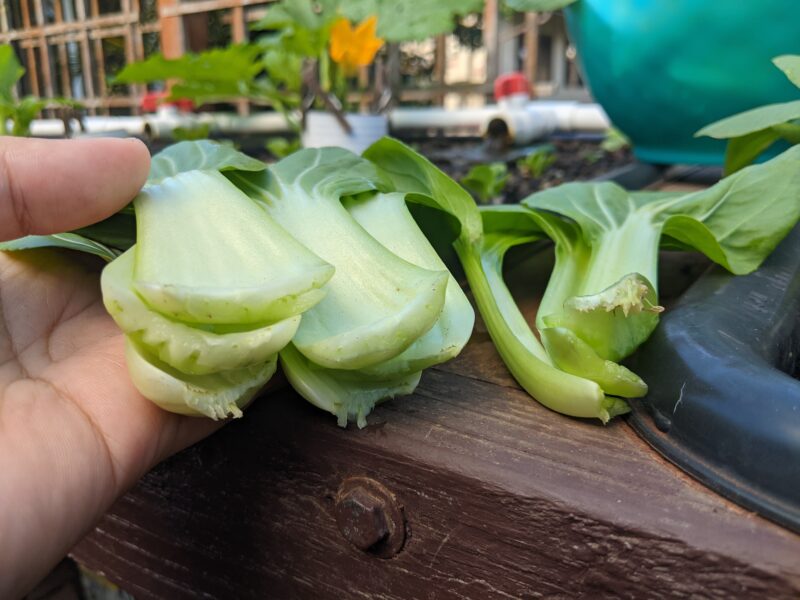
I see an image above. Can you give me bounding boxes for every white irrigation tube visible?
[26,106,290,139]
[486,101,610,144]
[25,101,609,144]
[389,106,497,131]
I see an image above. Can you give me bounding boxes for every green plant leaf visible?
[773,54,800,88]
[125,337,277,420]
[73,211,137,252]
[364,137,483,245]
[521,144,800,369]
[265,137,301,159]
[149,140,266,182]
[516,145,556,177]
[773,121,800,144]
[104,249,300,375]
[503,0,578,11]
[723,127,782,174]
[173,123,211,142]
[659,145,800,274]
[113,45,286,106]
[460,162,508,203]
[600,127,630,152]
[361,138,628,422]
[253,0,329,32]
[0,233,119,261]
[337,0,484,41]
[0,45,24,101]
[115,45,263,85]
[695,100,800,139]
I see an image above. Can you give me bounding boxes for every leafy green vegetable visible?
[103,249,301,375]
[364,138,629,422]
[280,343,422,427]
[0,233,118,261]
[134,169,333,325]
[343,191,475,377]
[229,148,449,370]
[460,162,508,203]
[148,139,266,182]
[774,54,800,87]
[516,145,556,178]
[1,140,477,427]
[365,137,800,422]
[125,338,278,419]
[103,142,336,419]
[522,145,800,386]
[696,54,800,173]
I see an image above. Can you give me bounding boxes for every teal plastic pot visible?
[564,1,800,164]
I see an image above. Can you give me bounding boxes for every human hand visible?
[0,137,219,598]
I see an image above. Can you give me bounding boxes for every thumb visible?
[0,136,150,241]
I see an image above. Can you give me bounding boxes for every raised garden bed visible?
[67,168,800,599]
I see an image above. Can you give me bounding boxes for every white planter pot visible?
[302,111,389,154]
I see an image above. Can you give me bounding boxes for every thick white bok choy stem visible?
[227,149,475,427]
[229,148,449,372]
[103,141,334,419]
[343,191,475,378]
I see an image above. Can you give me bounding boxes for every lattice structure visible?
[0,0,273,115]
[0,1,560,117]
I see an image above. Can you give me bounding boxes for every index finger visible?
[0,136,150,242]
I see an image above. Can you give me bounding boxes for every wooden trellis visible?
[0,0,273,115]
[0,0,527,118]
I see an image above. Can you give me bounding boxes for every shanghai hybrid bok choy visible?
[0,140,474,426]
[364,139,800,422]
[2,138,797,426]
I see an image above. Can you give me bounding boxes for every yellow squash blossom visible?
[329,15,384,75]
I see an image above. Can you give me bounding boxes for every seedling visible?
[460,162,508,203]
[516,146,557,177]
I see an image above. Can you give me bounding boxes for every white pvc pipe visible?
[389,106,496,131]
[27,107,291,139]
[485,101,610,145]
[24,101,609,145]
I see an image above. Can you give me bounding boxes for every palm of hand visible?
[0,249,214,592]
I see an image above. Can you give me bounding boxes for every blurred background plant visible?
[600,126,630,153]
[114,0,482,134]
[516,144,556,177]
[696,55,800,174]
[0,45,80,136]
[461,161,509,202]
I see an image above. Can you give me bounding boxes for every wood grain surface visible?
[71,252,800,598]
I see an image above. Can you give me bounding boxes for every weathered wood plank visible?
[71,254,800,597]
[71,356,800,598]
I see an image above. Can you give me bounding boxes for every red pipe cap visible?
[494,72,532,101]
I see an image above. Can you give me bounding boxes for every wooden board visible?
[71,251,800,599]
